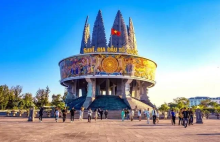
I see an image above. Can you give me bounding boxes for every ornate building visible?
[59,10,157,110]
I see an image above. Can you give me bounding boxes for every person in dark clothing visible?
[62,107,67,122]
[188,108,193,125]
[39,107,44,122]
[182,107,189,128]
[171,109,176,125]
[104,110,108,119]
[70,107,76,122]
[99,109,103,120]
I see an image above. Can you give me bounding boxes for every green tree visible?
[173,97,189,109]
[51,94,65,109]
[34,86,50,108]
[158,103,170,113]
[19,93,33,109]
[199,99,211,109]
[0,85,10,110]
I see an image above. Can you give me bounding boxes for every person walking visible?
[171,109,176,125]
[55,108,59,122]
[188,108,194,125]
[130,109,134,121]
[94,109,98,122]
[156,110,160,123]
[145,108,150,124]
[87,108,92,123]
[151,107,157,125]
[138,109,142,121]
[182,107,189,128]
[178,109,183,125]
[70,107,76,123]
[121,109,125,121]
[62,107,67,122]
[80,106,85,120]
[39,107,44,122]
[104,110,108,119]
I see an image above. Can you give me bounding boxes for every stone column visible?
[85,78,96,98]
[96,85,100,96]
[116,79,123,97]
[112,85,116,96]
[106,79,110,95]
[123,79,133,98]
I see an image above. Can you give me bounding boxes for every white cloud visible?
[149,65,220,107]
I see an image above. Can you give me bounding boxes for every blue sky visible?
[0,0,220,105]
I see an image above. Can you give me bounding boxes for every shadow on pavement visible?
[197,133,220,135]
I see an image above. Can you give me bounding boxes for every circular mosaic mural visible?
[102,56,118,73]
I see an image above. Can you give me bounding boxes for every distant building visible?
[189,97,220,107]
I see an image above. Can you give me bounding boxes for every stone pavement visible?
[0,117,219,142]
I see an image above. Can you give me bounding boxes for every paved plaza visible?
[0,117,219,142]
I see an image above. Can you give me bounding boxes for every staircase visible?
[89,95,130,110]
[66,96,86,110]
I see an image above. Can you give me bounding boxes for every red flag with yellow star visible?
[111,28,121,36]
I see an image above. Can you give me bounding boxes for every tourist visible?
[151,107,157,125]
[87,108,92,123]
[94,109,98,122]
[99,108,103,120]
[171,109,176,125]
[79,106,85,121]
[156,110,160,123]
[130,109,134,121]
[138,109,142,121]
[70,107,76,123]
[62,107,67,122]
[39,107,43,122]
[178,109,183,125]
[104,110,108,119]
[144,108,150,124]
[188,108,193,125]
[182,107,189,128]
[121,109,125,121]
[55,108,59,122]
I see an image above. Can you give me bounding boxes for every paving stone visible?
[0,117,220,142]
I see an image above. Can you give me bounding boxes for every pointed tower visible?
[80,16,91,54]
[91,10,107,51]
[109,10,129,50]
[127,17,138,53]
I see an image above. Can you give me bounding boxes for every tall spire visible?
[80,16,91,54]
[127,17,138,52]
[91,10,107,50]
[109,10,129,49]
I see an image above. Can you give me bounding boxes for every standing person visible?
[138,109,142,121]
[62,107,67,122]
[127,109,130,120]
[130,109,134,121]
[80,106,85,120]
[55,107,59,122]
[151,107,157,125]
[87,108,92,123]
[121,109,125,121]
[182,107,189,128]
[188,108,194,125]
[171,109,176,125]
[94,109,98,122]
[145,108,150,124]
[104,110,108,119]
[70,107,76,123]
[39,107,44,122]
[99,109,103,120]
[156,110,160,123]
[178,109,183,125]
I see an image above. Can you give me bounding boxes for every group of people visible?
[121,108,159,124]
[170,107,194,128]
[38,106,109,123]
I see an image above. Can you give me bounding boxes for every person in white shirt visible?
[144,108,150,124]
[156,110,160,123]
[130,109,134,121]
[55,108,59,122]
[138,109,142,121]
[87,108,93,123]
[151,107,158,125]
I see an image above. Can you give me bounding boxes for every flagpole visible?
[111,33,112,47]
